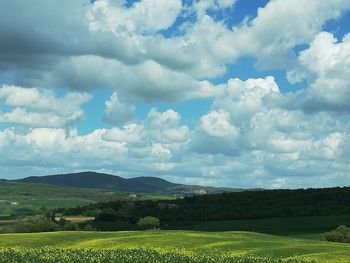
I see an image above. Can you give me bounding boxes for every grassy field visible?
[0,181,173,217]
[189,214,350,240]
[0,231,349,262]
[0,181,109,217]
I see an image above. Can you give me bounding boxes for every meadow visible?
[0,231,349,262]
[1,183,350,262]
[190,214,350,239]
[0,181,173,217]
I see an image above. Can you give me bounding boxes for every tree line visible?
[54,186,350,226]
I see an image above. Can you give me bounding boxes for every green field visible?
[0,181,108,217]
[0,181,173,217]
[0,231,349,262]
[190,214,350,240]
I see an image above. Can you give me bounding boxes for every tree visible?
[95,208,118,222]
[137,216,160,229]
[2,216,60,233]
[57,217,67,227]
[63,222,80,231]
[323,225,350,243]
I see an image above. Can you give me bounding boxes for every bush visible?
[63,222,80,231]
[137,216,160,229]
[323,225,350,243]
[95,208,118,222]
[82,209,102,217]
[2,218,59,233]
[58,217,67,226]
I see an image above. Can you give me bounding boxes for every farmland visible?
[1,183,350,262]
[190,214,350,239]
[0,180,172,218]
[0,247,311,263]
[0,231,350,262]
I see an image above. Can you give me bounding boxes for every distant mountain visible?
[14,171,241,194]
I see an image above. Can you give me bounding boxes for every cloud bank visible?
[0,0,349,188]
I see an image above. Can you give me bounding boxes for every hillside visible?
[61,186,350,227]
[0,180,171,218]
[14,171,238,194]
[0,180,102,217]
[0,231,349,262]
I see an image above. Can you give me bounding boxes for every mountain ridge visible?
[13,171,241,194]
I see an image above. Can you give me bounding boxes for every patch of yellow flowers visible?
[0,247,315,263]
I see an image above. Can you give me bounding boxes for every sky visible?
[0,0,350,188]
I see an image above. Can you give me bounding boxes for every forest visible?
[54,186,350,226]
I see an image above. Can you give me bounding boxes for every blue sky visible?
[0,0,350,188]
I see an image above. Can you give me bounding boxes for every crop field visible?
[0,247,314,263]
[0,231,349,263]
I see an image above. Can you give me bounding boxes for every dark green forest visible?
[55,187,350,226]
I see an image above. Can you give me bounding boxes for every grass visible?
[189,214,350,240]
[0,181,174,217]
[0,247,312,263]
[0,231,349,262]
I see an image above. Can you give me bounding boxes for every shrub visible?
[137,216,160,229]
[3,219,59,233]
[63,222,80,231]
[95,208,118,222]
[323,225,350,243]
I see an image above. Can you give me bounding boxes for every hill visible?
[0,231,349,262]
[14,171,239,194]
[0,180,171,218]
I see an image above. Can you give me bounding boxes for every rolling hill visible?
[0,179,156,218]
[14,171,238,194]
[0,231,349,262]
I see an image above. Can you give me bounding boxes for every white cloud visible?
[0,1,350,188]
[103,108,190,146]
[190,110,240,156]
[102,123,142,144]
[44,56,223,102]
[1,0,349,102]
[0,108,190,177]
[302,132,343,161]
[0,127,127,166]
[191,0,237,19]
[150,143,172,160]
[87,0,182,34]
[215,0,350,69]
[287,32,350,112]
[0,86,91,128]
[0,93,349,188]
[199,110,239,138]
[103,92,134,125]
[212,76,279,124]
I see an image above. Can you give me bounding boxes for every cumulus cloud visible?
[1,0,349,102]
[0,86,91,127]
[190,110,240,156]
[103,92,134,125]
[103,108,190,146]
[222,0,350,69]
[287,32,350,112]
[187,72,350,186]
[199,110,239,138]
[87,0,182,34]
[0,127,127,171]
[212,76,280,124]
[41,56,222,102]
[0,107,190,177]
[0,0,350,188]
[191,0,237,19]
